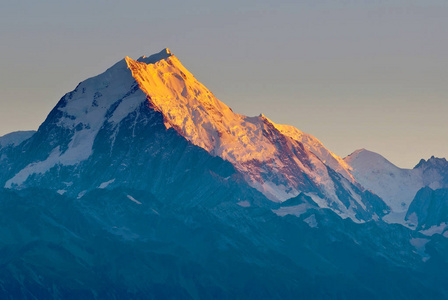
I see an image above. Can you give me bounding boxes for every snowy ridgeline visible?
[1,48,384,223]
[344,149,448,227]
[0,48,447,231]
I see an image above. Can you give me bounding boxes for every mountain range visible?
[0,48,447,299]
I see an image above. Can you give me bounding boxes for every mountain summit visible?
[2,49,386,222]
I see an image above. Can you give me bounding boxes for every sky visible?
[0,0,447,168]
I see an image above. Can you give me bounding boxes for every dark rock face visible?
[414,156,448,188]
[406,187,448,230]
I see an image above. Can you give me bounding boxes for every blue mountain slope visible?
[1,187,448,299]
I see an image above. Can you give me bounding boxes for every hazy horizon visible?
[1,0,447,168]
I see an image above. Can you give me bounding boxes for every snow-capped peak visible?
[125,53,280,164]
[344,148,397,171]
[4,49,382,222]
[126,51,379,221]
[343,149,423,213]
[343,149,448,221]
[135,48,172,64]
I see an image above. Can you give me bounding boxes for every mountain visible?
[344,149,423,213]
[0,131,35,149]
[3,186,448,299]
[344,149,448,227]
[406,187,448,234]
[1,49,448,299]
[404,158,448,233]
[2,48,386,222]
[415,156,448,187]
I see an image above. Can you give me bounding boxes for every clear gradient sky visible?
[0,0,447,168]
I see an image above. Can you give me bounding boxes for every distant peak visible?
[346,148,368,157]
[414,156,448,169]
[344,148,389,164]
[0,130,35,148]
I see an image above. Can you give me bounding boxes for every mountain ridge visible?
[124,50,386,221]
[1,48,387,222]
[344,148,448,229]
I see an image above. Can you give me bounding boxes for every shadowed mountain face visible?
[406,187,448,232]
[1,187,448,299]
[0,49,448,299]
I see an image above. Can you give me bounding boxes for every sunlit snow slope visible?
[126,49,383,220]
[4,49,386,221]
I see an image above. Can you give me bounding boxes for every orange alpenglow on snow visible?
[125,49,357,209]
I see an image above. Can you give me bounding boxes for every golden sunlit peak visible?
[125,48,173,66]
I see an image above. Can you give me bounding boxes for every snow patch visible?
[98,179,115,189]
[127,195,142,205]
[5,147,63,188]
[383,211,415,228]
[410,238,430,262]
[420,223,448,236]
[237,200,251,207]
[4,132,96,188]
[251,181,298,202]
[303,214,318,228]
[273,204,310,217]
[77,190,87,199]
